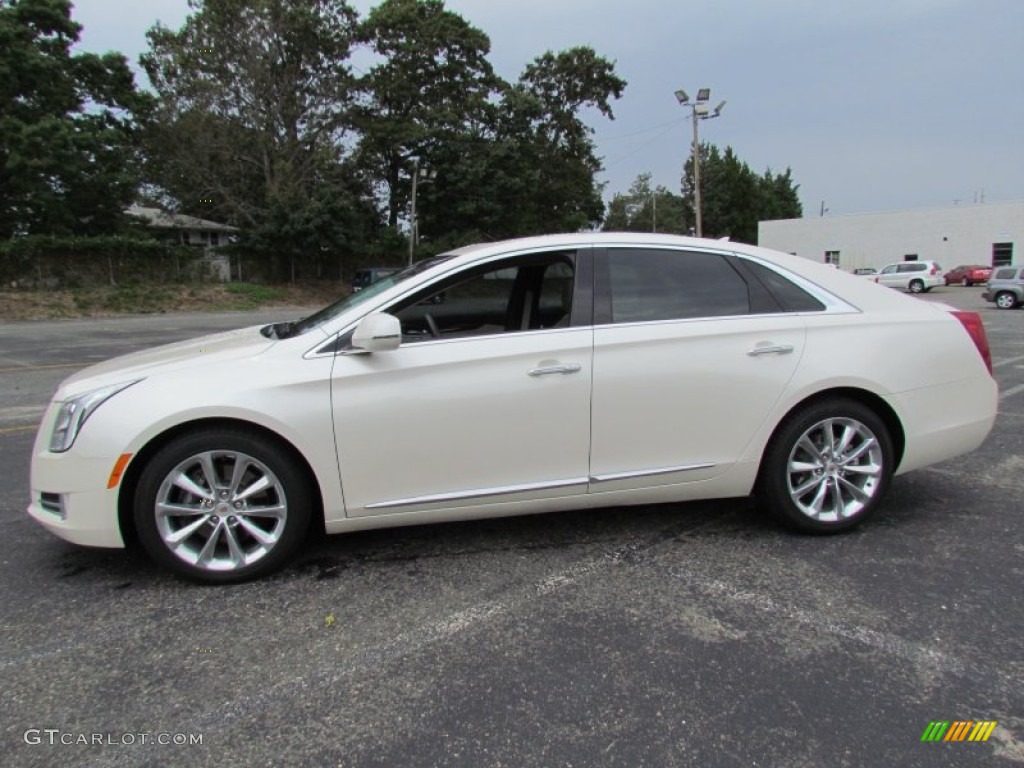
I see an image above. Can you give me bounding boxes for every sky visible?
[68,0,1024,218]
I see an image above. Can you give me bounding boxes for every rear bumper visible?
[888,375,997,475]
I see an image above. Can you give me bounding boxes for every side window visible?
[739,259,826,312]
[606,249,749,323]
[390,252,575,342]
[994,268,1017,280]
[881,265,898,274]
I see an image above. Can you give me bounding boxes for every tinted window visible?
[391,252,575,341]
[899,263,925,273]
[740,259,826,312]
[994,268,1017,280]
[607,249,749,323]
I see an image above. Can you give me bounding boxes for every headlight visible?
[49,380,142,453]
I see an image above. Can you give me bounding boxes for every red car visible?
[944,264,993,287]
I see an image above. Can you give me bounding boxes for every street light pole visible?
[407,158,436,266]
[675,87,725,238]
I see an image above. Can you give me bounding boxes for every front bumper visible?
[27,410,126,549]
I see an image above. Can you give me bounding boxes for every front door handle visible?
[528,364,582,377]
[747,344,794,357]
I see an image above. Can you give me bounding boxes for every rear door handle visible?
[528,364,582,377]
[747,344,794,357]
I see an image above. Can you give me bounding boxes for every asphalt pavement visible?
[1,290,1022,767]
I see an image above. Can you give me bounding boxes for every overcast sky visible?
[70,0,1023,218]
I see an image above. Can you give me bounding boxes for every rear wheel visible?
[757,398,894,534]
[995,292,1019,310]
[908,279,925,293]
[962,277,971,287]
[133,429,312,582]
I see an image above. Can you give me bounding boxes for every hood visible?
[56,324,277,399]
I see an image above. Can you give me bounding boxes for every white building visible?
[758,200,1023,273]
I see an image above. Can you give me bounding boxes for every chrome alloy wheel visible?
[154,450,288,572]
[785,417,883,523]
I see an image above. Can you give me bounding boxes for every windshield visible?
[279,256,453,338]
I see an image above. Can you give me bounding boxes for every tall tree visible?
[679,144,802,242]
[603,172,686,234]
[141,0,376,277]
[353,0,498,230]
[0,0,147,238]
[417,46,626,247]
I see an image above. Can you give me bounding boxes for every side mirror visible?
[351,313,402,352]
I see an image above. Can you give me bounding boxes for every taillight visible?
[930,265,939,275]
[951,311,992,375]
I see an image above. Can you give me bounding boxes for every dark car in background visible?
[352,267,401,292]
[944,264,993,287]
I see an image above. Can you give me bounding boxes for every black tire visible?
[133,428,312,583]
[908,279,924,294]
[962,277,971,287]
[757,398,894,534]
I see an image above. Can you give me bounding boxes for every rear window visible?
[740,260,825,312]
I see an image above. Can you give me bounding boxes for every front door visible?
[332,249,594,516]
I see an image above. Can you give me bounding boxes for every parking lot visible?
[1,288,1022,767]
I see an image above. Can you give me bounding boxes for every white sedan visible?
[28,234,997,582]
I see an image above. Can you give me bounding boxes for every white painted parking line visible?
[993,353,1024,368]
[1000,384,1024,400]
[0,405,45,420]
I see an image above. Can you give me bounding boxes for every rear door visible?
[588,247,809,492]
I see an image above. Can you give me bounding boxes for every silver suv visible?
[982,265,1024,309]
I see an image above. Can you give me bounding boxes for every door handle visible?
[528,364,582,377]
[747,344,794,357]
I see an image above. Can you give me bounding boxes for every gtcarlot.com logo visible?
[921,721,997,742]
[24,729,203,746]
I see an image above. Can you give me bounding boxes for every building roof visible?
[127,205,238,233]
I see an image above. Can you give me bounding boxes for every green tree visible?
[603,172,686,234]
[679,144,802,242]
[0,0,147,238]
[141,0,377,278]
[353,0,498,230]
[417,46,626,247]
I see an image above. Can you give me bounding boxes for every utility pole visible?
[675,87,725,238]
[407,158,436,266]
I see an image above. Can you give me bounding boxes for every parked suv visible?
[874,261,943,293]
[982,265,1024,309]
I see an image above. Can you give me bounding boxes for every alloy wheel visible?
[154,450,288,572]
[785,417,884,523]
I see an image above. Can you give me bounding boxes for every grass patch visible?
[224,283,282,307]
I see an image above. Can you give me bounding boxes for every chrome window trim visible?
[307,244,592,359]
[365,476,590,510]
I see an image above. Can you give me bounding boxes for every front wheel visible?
[908,279,925,293]
[757,398,894,534]
[133,429,312,582]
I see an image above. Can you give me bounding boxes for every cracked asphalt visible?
[1,291,1022,767]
